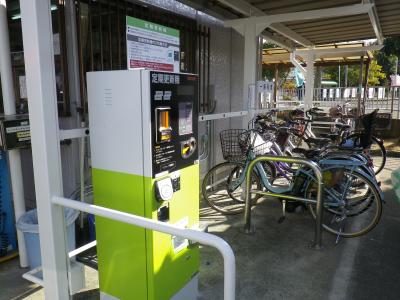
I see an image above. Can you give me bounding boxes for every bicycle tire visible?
[306,168,382,238]
[201,162,261,215]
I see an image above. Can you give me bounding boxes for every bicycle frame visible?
[242,155,324,249]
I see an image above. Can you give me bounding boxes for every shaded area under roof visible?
[178,0,400,47]
[263,42,373,66]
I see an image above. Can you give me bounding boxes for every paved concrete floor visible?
[1,158,400,300]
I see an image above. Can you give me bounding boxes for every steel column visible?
[305,53,315,109]
[0,0,28,267]
[20,0,70,298]
[243,23,259,123]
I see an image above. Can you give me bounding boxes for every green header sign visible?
[126,16,179,38]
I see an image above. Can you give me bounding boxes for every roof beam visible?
[269,23,313,47]
[261,31,295,51]
[364,0,384,44]
[294,45,383,58]
[217,0,313,47]
[224,3,374,33]
[175,0,238,19]
[217,0,264,17]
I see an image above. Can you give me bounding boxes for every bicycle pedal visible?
[377,181,381,186]
[277,216,286,224]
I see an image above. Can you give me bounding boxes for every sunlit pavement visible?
[199,157,400,300]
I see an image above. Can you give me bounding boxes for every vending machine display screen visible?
[178,102,193,135]
[150,71,198,177]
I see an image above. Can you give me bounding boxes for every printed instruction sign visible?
[126,16,180,72]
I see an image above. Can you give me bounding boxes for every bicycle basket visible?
[243,130,273,157]
[253,140,273,156]
[220,129,248,162]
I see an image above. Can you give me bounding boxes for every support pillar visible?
[357,57,364,116]
[363,59,371,114]
[0,0,28,267]
[304,53,315,109]
[20,0,70,298]
[273,65,279,107]
[243,23,259,124]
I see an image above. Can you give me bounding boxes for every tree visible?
[367,59,386,85]
[262,42,291,88]
[323,58,386,86]
[323,64,361,87]
[376,51,397,84]
[382,36,400,57]
[375,36,400,83]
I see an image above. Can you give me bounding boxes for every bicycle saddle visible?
[305,137,331,147]
[292,148,321,159]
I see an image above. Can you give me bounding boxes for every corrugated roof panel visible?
[178,0,400,45]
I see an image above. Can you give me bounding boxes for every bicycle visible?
[280,107,386,175]
[202,128,383,238]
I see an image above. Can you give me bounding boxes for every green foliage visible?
[376,51,397,82]
[367,60,386,85]
[323,65,360,87]
[263,42,279,49]
[262,65,291,88]
[375,36,400,83]
[382,36,400,57]
[262,42,291,87]
[323,59,386,86]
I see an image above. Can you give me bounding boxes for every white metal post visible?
[20,0,70,299]
[243,23,259,123]
[0,0,28,267]
[305,53,315,108]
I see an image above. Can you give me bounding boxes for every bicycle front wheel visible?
[201,162,261,215]
[307,168,382,238]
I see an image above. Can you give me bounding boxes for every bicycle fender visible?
[347,167,385,201]
[373,136,384,147]
[321,165,384,201]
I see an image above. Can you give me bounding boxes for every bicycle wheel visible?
[201,162,261,215]
[306,167,382,238]
[346,133,386,175]
[370,136,386,175]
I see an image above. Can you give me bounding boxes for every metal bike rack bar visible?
[52,196,236,300]
[244,155,324,249]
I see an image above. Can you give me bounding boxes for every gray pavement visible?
[1,158,400,300]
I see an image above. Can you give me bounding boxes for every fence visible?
[276,86,400,117]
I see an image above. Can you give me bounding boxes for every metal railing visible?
[277,86,400,117]
[243,156,324,249]
[52,196,236,300]
[313,86,400,116]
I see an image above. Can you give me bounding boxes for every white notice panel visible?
[126,16,180,72]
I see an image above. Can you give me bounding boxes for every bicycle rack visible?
[243,155,324,249]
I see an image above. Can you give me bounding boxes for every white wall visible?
[19,0,246,208]
[196,13,245,176]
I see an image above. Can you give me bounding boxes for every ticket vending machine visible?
[87,69,199,300]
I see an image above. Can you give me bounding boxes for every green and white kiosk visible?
[87,69,199,300]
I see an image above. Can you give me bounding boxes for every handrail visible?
[52,196,236,300]
[244,155,324,249]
